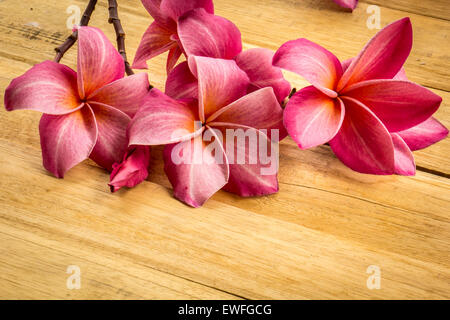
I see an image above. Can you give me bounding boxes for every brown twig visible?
[108,0,134,75]
[288,87,297,99]
[281,87,297,108]
[54,0,98,62]
[54,0,136,78]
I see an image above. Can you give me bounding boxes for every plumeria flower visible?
[341,59,448,175]
[109,146,151,192]
[333,0,358,10]
[135,0,291,102]
[128,56,285,207]
[389,69,448,175]
[4,26,150,178]
[135,0,289,102]
[273,18,445,175]
[133,0,241,72]
[397,117,448,155]
[176,4,290,103]
[234,48,291,104]
[164,48,291,105]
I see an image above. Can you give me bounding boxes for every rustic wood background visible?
[0,0,449,299]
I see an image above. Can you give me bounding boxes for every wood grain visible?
[1,142,449,299]
[362,0,450,20]
[0,0,449,299]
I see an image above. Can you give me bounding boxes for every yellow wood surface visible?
[0,0,449,299]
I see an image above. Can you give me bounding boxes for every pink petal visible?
[337,18,413,91]
[342,79,442,132]
[391,133,415,176]
[141,0,174,29]
[88,102,131,171]
[397,117,449,151]
[166,45,183,73]
[5,61,81,115]
[39,105,97,178]
[132,22,177,70]
[128,88,202,146]
[165,61,198,100]
[273,38,342,97]
[163,128,229,207]
[283,86,344,149]
[141,0,162,16]
[235,48,291,103]
[77,26,124,99]
[189,56,249,121]
[87,72,149,118]
[333,0,358,10]
[160,0,214,21]
[109,146,151,192]
[393,68,408,81]
[178,8,242,60]
[329,96,395,174]
[343,57,409,81]
[211,124,279,197]
[207,87,287,140]
[341,58,353,73]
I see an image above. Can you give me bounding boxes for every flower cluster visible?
[4,0,447,208]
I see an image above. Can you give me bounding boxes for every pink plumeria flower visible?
[341,59,448,175]
[128,56,285,207]
[136,0,290,102]
[163,31,290,104]
[333,0,358,10]
[164,49,291,105]
[397,117,448,155]
[109,146,151,192]
[176,5,291,103]
[133,0,242,72]
[4,27,150,178]
[389,69,448,175]
[176,10,291,103]
[234,48,291,104]
[135,0,290,103]
[273,18,445,175]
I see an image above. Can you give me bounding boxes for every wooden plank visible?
[211,0,450,92]
[0,141,449,299]
[2,92,449,261]
[361,0,450,21]
[146,141,450,265]
[2,96,448,275]
[2,62,448,298]
[0,231,238,299]
[2,54,448,254]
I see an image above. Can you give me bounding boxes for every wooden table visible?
[0,0,449,299]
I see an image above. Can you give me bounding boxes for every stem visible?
[54,0,98,62]
[288,87,297,99]
[108,0,134,75]
[282,87,297,108]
